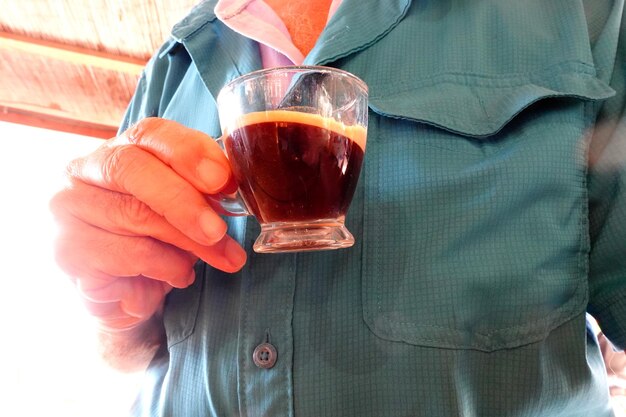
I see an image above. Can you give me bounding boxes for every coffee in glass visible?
[217,66,368,253]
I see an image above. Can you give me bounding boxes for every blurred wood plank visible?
[0,48,139,128]
[1,106,116,139]
[0,0,199,136]
[0,31,146,75]
[0,0,198,60]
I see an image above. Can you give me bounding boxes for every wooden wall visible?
[0,0,198,138]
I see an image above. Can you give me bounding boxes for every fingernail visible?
[224,239,247,271]
[197,159,230,193]
[199,209,227,243]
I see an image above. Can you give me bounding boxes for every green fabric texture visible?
[123,0,626,416]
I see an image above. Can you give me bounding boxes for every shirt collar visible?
[305,0,412,66]
[215,0,304,64]
[171,0,219,42]
[170,0,413,66]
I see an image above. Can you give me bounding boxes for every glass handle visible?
[209,136,249,216]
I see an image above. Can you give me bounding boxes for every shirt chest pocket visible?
[360,101,598,352]
[335,1,615,351]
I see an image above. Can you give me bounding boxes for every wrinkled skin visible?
[50,118,246,333]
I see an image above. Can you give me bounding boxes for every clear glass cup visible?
[216,66,368,253]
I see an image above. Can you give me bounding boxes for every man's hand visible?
[50,118,247,333]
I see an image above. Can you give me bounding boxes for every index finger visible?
[70,141,227,245]
[120,117,232,195]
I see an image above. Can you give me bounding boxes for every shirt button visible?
[253,342,277,369]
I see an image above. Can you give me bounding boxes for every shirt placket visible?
[237,221,297,417]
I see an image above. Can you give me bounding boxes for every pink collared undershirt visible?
[214,0,343,68]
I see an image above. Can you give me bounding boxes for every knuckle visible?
[129,117,207,163]
[101,144,143,189]
[125,117,166,146]
[101,145,125,181]
[49,164,83,217]
[116,193,156,226]
[65,156,82,179]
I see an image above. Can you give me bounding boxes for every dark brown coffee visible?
[224,110,366,223]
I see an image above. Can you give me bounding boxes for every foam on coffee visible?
[224,110,367,152]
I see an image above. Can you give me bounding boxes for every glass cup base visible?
[253,219,355,253]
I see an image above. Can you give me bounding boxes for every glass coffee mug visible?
[215,66,368,253]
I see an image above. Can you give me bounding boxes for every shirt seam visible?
[369,60,598,98]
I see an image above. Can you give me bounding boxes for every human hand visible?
[50,118,247,331]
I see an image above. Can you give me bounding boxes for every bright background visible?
[0,121,143,417]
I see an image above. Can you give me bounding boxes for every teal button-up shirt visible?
[126,1,626,416]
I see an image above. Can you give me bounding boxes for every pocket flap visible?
[368,63,614,137]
